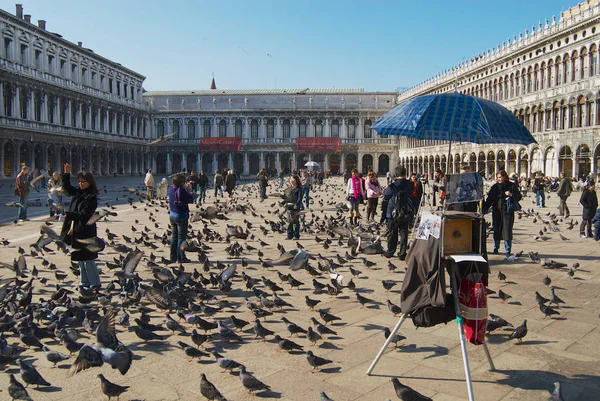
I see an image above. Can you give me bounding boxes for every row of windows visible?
[2,36,139,101]
[514,97,600,132]
[429,43,600,101]
[156,118,378,139]
[1,84,146,136]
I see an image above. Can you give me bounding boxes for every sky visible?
[4,0,574,92]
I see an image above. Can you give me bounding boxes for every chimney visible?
[16,4,23,19]
[78,41,83,47]
[24,14,31,23]
[38,20,46,30]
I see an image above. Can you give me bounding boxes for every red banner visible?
[296,137,341,151]
[200,137,243,151]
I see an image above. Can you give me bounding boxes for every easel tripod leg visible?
[450,272,475,401]
[482,341,495,371]
[366,313,407,375]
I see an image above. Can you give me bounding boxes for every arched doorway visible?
[486,151,495,178]
[280,154,291,174]
[594,143,600,176]
[518,148,529,177]
[172,153,182,173]
[108,150,115,175]
[100,149,107,175]
[217,153,228,171]
[48,145,56,173]
[3,142,14,176]
[454,153,461,174]
[531,147,543,174]
[545,147,557,177]
[187,153,197,173]
[329,154,340,175]
[249,154,260,174]
[478,152,485,174]
[202,153,213,173]
[507,149,517,175]
[297,153,308,170]
[34,145,43,171]
[469,153,477,173]
[576,144,591,179]
[497,150,505,171]
[60,147,68,171]
[313,153,325,171]
[233,153,243,173]
[19,144,30,169]
[424,156,429,175]
[345,154,357,172]
[265,153,275,171]
[559,146,573,177]
[361,154,373,174]
[72,148,81,173]
[440,155,447,174]
[378,154,389,175]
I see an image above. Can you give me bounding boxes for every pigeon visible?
[98,373,129,400]
[43,346,70,367]
[486,314,513,333]
[306,350,333,372]
[318,309,342,325]
[305,296,321,310]
[382,280,397,292]
[17,359,51,388]
[274,334,304,353]
[497,271,506,282]
[391,377,432,401]
[535,291,550,304]
[539,302,560,318]
[177,341,209,361]
[547,381,564,401]
[386,300,402,316]
[8,374,32,401]
[281,317,307,337]
[498,289,512,303]
[356,292,375,308]
[320,391,335,401]
[200,373,227,400]
[508,320,528,343]
[212,351,244,372]
[307,326,322,346]
[543,275,552,287]
[253,319,275,341]
[549,287,565,307]
[384,327,406,347]
[239,366,271,394]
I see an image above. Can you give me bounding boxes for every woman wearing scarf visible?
[482,170,522,256]
[168,174,193,262]
[365,171,382,222]
[346,168,365,225]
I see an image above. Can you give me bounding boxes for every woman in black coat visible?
[579,181,598,238]
[60,163,101,289]
[482,170,522,256]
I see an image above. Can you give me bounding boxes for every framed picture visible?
[445,172,484,204]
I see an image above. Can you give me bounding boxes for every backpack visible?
[390,184,416,225]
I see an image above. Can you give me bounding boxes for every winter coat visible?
[15,171,29,197]
[168,184,192,216]
[198,174,209,187]
[365,178,382,199]
[556,177,573,198]
[346,176,365,198]
[214,174,224,187]
[225,173,236,192]
[144,172,154,187]
[60,173,98,261]
[580,189,598,219]
[381,178,414,220]
[482,180,521,241]
[591,208,600,228]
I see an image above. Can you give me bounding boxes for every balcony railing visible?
[0,116,146,145]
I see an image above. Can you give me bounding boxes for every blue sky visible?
[7,0,573,91]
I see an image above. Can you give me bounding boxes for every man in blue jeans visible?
[15,165,31,221]
[301,170,313,208]
[533,172,546,207]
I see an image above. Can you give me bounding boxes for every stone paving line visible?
[0,177,598,401]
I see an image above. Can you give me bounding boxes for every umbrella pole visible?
[446,137,453,174]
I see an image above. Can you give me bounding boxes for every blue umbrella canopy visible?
[372,92,536,146]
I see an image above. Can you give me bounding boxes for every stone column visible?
[212,118,218,138]
[340,118,346,138]
[292,119,298,138]
[181,153,187,173]
[291,153,297,171]
[259,152,265,170]
[227,153,233,170]
[307,118,314,137]
[373,153,379,174]
[28,90,35,121]
[259,119,266,139]
[275,152,281,171]
[324,154,329,171]
[340,153,346,173]
[212,153,217,171]
[14,87,21,118]
[243,153,249,175]
[275,119,282,140]
[166,153,172,174]
[196,152,201,172]
[0,139,5,178]
[0,83,4,117]
[324,119,330,137]
[357,153,363,172]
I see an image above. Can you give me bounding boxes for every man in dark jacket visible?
[197,171,209,205]
[410,173,423,211]
[579,181,598,238]
[556,171,574,218]
[381,167,414,260]
[533,172,546,207]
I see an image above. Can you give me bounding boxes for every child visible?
[592,208,600,241]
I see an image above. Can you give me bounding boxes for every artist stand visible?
[367,211,495,401]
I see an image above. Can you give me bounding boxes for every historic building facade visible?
[143,89,398,176]
[396,1,600,179]
[0,5,150,178]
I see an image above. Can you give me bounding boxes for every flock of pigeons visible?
[0,177,582,400]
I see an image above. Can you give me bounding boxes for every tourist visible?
[533,172,546,207]
[365,171,382,222]
[381,167,414,260]
[278,169,285,188]
[591,207,600,241]
[60,163,101,290]
[214,169,224,197]
[482,170,522,256]
[557,171,574,218]
[197,171,208,205]
[47,171,63,217]
[188,171,199,194]
[258,169,268,202]
[432,168,445,207]
[144,169,154,199]
[410,173,424,211]
[168,174,192,262]
[285,174,304,240]
[225,169,236,200]
[346,168,365,225]
[579,180,597,239]
[301,170,313,208]
[157,177,168,199]
[15,165,30,222]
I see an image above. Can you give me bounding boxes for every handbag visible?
[505,197,521,213]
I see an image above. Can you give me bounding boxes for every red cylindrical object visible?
[459,279,488,345]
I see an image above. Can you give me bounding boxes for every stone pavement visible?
[0,177,598,401]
